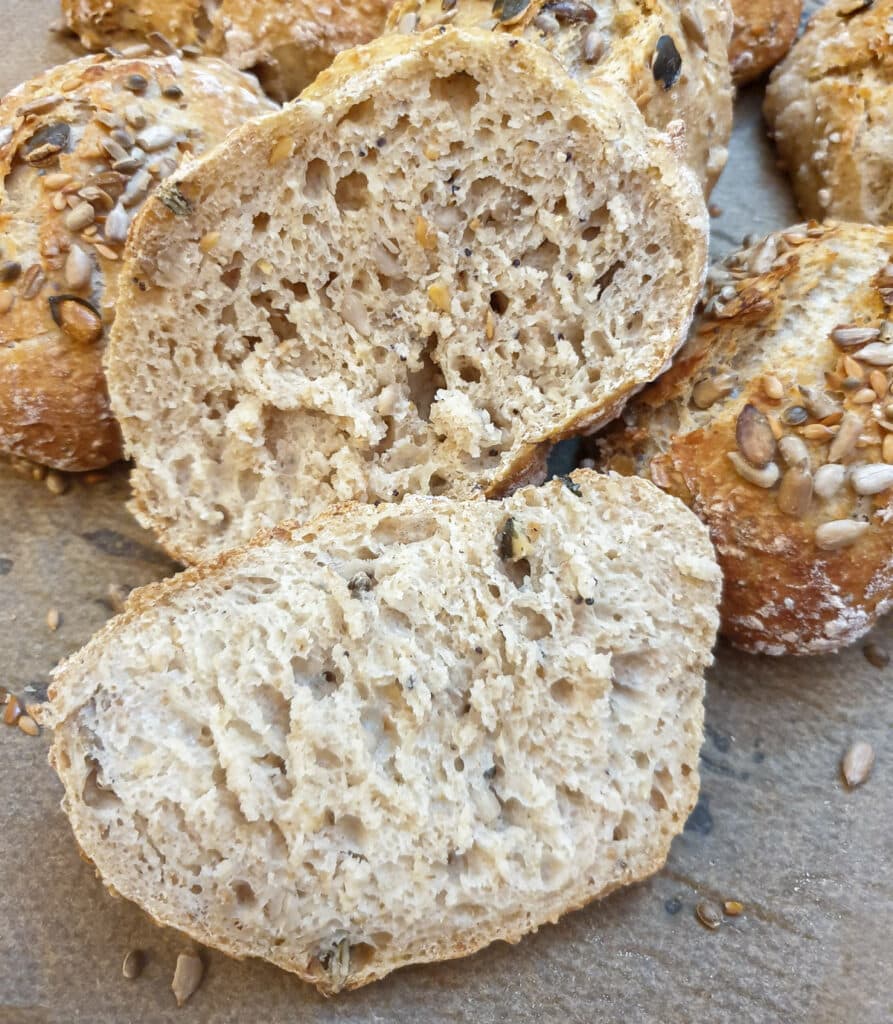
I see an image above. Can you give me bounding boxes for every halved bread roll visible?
[107,28,709,562]
[43,470,721,993]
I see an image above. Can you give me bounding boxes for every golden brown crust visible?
[764,0,893,224]
[591,222,893,655]
[385,0,733,194]
[0,53,274,471]
[728,0,802,84]
[62,0,395,100]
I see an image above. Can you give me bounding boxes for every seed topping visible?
[841,741,874,788]
[652,35,682,90]
[48,294,103,344]
[736,403,776,467]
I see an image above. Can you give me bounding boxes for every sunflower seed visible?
[122,168,152,206]
[124,103,148,129]
[854,342,893,366]
[696,901,722,930]
[831,325,880,349]
[736,403,776,467]
[100,135,129,164]
[64,201,95,231]
[777,465,812,517]
[798,386,840,420]
[104,204,130,243]
[727,451,779,488]
[583,27,606,63]
[46,607,60,631]
[158,182,192,215]
[347,571,374,593]
[814,519,869,550]
[78,185,114,211]
[828,412,864,462]
[497,0,531,24]
[533,9,560,31]
[813,463,846,499]
[42,171,73,190]
[841,741,874,788]
[778,435,809,467]
[17,93,63,116]
[691,373,735,410]
[782,405,808,426]
[652,35,682,89]
[850,463,893,495]
[24,122,71,162]
[172,951,204,1006]
[136,125,176,151]
[121,43,151,57]
[122,949,146,979]
[863,642,889,669]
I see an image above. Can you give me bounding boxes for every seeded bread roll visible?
[61,0,395,101]
[0,54,275,472]
[764,0,893,224]
[728,0,802,85]
[42,470,722,993]
[107,27,709,563]
[590,222,893,656]
[385,0,733,194]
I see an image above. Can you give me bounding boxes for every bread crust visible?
[107,27,708,563]
[728,0,802,84]
[591,222,893,655]
[764,0,893,224]
[43,470,720,993]
[62,0,395,100]
[0,53,274,470]
[386,0,733,194]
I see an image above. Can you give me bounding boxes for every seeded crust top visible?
[62,0,396,101]
[0,51,275,471]
[594,221,893,655]
[386,0,733,194]
[764,0,893,224]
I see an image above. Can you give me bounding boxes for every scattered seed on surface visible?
[850,463,893,495]
[583,27,606,63]
[125,73,149,93]
[64,244,92,289]
[831,325,879,349]
[162,84,184,100]
[814,519,869,550]
[136,125,176,152]
[782,405,808,426]
[841,741,874,788]
[696,901,722,930]
[855,343,893,366]
[778,435,809,467]
[3,695,22,726]
[723,900,744,917]
[762,375,784,401]
[883,434,893,463]
[813,463,846,499]
[42,171,73,191]
[64,202,95,232]
[104,204,130,243]
[172,951,204,1006]
[20,265,45,299]
[17,715,38,736]
[122,949,146,980]
[799,386,840,420]
[736,403,776,467]
[828,413,864,462]
[869,370,888,398]
[851,388,877,404]
[727,451,779,488]
[45,470,68,495]
[46,607,60,631]
[802,423,834,441]
[777,465,812,517]
[863,642,889,669]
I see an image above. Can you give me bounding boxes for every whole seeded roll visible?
[764,0,893,224]
[0,53,275,472]
[61,0,396,102]
[385,0,734,194]
[728,0,802,85]
[590,222,893,656]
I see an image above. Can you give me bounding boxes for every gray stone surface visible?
[1,4,890,1021]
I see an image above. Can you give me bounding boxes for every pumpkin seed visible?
[830,325,879,349]
[813,463,846,499]
[814,519,868,550]
[736,403,776,467]
[828,412,864,462]
[652,35,682,89]
[777,465,812,517]
[727,451,779,488]
[841,741,874,788]
[849,463,893,495]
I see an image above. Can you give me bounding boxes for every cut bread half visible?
[43,470,721,993]
[107,27,709,563]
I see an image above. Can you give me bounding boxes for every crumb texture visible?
[108,29,708,562]
[47,471,720,993]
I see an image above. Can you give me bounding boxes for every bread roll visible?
[591,222,893,655]
[764,0,893,224]
[728,0,802,84]
[61,0,395,101]
[43,470,721,993]
[0,54,275,471]
[386,0,733,194]
[107,27,709,563]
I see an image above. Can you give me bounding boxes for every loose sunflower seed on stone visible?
[171,951,204,1006]
[727,451,779,488]
[813,463,846,499]
[777,465,812,517]
[696,901,722,930]
[849,463,893,495]
[828,412,864,462]
[814,519,869,550]
[841,741,874,788]
[831,325,879,349]
[122,949,146,980]
[736,403,776,467]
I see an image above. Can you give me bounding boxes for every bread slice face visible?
[107,28,709,563]
[44,470,721,994]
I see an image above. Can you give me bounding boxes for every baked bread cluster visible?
[61,0,395,101]
[0,52,274,471]
[765,0,893,224]
[591,222,893,655]
[386,0,734,194]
